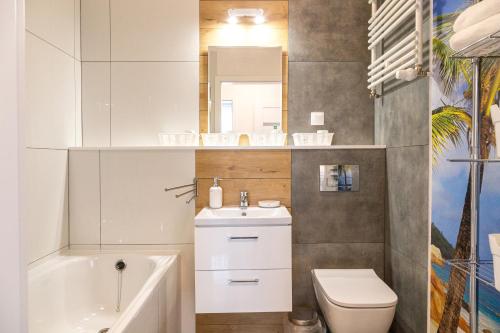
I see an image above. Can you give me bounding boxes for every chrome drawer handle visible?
[228,279,260,284]
[228,236,259,240]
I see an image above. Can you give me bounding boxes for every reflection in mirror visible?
[208,46,282,134]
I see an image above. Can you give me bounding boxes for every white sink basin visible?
[195,206,291,227]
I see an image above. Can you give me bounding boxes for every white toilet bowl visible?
[312,269,397,333]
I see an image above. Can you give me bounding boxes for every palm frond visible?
[433,38,471,96]
[483,62,500,117]
[433,0,473,37]
[434,13,460,41]
[432,106,472,164]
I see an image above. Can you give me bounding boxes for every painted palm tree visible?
[432,10,500,333]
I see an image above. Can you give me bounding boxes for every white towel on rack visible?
[492,105,500,124]
[449,13,500,51]
[453,0,500,32]
[491,105,500,158]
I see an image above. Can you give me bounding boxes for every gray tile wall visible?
[288,0,374,144]
[291,149,386,309]
[288,2,430,331]
[373,1,431,330]
[375,77,430,333]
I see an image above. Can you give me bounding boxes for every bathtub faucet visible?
[115,259,127,271]
[115,259,126,313]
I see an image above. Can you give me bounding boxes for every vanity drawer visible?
[195,226,291,270]
[195,269,292,313]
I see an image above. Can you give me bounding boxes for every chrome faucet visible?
[240,191,249,208]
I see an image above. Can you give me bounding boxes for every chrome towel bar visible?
[164,177,198,204]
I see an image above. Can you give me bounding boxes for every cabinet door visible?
[195,269,292,313]
[195,226,291,270]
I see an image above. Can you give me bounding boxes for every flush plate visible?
[319,165,359,192]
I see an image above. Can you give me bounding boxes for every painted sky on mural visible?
[431,0,500,260]
[431,1,499,331]
[431,83,500,260]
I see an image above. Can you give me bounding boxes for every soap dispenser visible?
[209,177,223,209]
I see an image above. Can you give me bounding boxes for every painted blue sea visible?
[433,263,500,331]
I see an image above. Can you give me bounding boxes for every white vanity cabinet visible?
[194,207,292,314]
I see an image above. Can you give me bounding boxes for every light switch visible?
[311,112,324,126]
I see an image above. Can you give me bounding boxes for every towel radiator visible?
[367,0,424,97]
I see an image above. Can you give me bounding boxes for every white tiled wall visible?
[110,62,199,146]
[81,0,199,147]
[26,149,69,263]
[26,33,77,149]
[81,0,110,61]
[26,0,77,57]
[109,0,199,61]
[82,62,111,146]
[69,150,195,244]
[25,0,81,262]
[100,150,195,244]
[69,151,100,244]
[75,60,83,146]
[69,150,196,333]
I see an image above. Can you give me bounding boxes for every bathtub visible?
[28,250,180,333]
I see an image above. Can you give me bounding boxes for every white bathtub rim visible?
[28,249,181,333]
[28,245,70,269]
[108,255,177,333]
[28,255,89,281]
[28,248,181,274]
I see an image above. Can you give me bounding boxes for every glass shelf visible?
[446,259,496,289]
[447,158,500,163]
[451,30,500,59]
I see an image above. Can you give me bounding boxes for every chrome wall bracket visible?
[165,177,198,204]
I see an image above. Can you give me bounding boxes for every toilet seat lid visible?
[313,269,398,308]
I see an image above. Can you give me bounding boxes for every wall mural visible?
[431,1,500,332]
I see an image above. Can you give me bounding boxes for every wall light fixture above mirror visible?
[227,8,265,25]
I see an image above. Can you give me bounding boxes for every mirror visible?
[207,46,282,133]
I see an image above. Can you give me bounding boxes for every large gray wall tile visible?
[386,145,429,269]
[288,62,374,144]
[386,248,428,333]
[375,78,429,148]
[293,243,385,309]
[381,144,430,333]
[372,19,430,332]
[292,149,385,244]
[289,0,370,63]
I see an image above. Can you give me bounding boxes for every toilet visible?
[312,269,397,333]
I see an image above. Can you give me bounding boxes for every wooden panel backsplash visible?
[198,178,291,208]
[195,149,291,331]
[195,150,291,211]
[199,0,289,134]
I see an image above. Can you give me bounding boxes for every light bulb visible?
[254,14,265,24]
[227,15,238,24]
